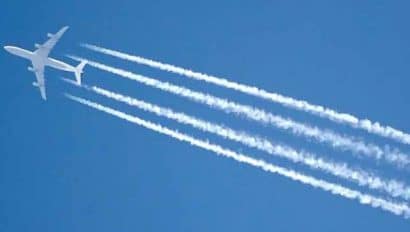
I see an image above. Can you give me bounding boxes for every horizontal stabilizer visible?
[74,60,87,85]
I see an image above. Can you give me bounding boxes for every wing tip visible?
[58,26,69,34]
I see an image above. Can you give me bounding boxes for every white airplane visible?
[3,26,86,100]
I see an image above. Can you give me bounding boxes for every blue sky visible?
[1,0,410,231]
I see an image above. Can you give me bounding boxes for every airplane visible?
[3,26,86,100]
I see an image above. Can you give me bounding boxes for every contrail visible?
[82,43,410,145]
[67,56,410,169]
[74,82,410,200]
[64,94,410,218]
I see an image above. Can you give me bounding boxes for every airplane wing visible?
[33,65,47,100]
[34,26,69,58]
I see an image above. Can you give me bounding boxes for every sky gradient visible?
[1,1,410,231]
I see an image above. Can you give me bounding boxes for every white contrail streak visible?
[64,94,410,218]
[82,43,410,145]
[77,83,410,200]
[67,56,410,169]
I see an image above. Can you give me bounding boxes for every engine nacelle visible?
[47,33,54,38]
[34,43,41,49]
[32,82,39,87]
[27,66,35,72]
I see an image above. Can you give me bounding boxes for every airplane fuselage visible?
[4,46,76,73]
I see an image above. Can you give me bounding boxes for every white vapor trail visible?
[78,83,410,200]
[67,56,410,169]
[64,94,410,218]
[82,43,410,145]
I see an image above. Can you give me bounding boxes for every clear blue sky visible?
[1,0,410,231]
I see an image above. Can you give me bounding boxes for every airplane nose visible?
[3,46,17,55]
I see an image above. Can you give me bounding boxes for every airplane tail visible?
[74,60,87,85]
